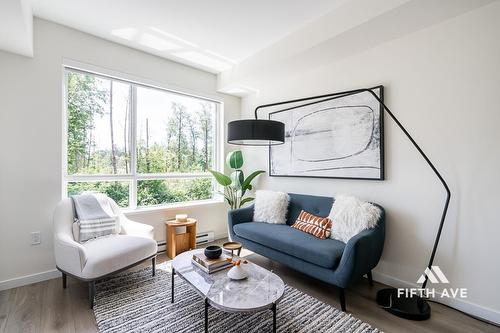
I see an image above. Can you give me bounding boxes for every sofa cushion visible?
[233,222,345,269]
[81,234,157,279]
[286,193,333,226]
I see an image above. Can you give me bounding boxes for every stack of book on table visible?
[191,252,232,274]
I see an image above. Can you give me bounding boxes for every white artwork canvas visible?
[269,87,384,180]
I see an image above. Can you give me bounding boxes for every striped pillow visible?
[292,210,332,239]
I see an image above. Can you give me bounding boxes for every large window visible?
[64,68,220,208]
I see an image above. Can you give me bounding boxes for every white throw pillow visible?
[253,190,290,224]
[328,194,381,243]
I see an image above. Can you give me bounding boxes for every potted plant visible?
[209,150,264,209]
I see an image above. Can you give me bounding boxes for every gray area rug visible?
[94,264,381,333]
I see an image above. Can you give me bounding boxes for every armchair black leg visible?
[88,281,95,309]
[339,287,346,312]
[152,257,156,277]
[62,272,67,289]
[367,271,373,286]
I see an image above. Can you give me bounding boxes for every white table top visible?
[172,249,285,312]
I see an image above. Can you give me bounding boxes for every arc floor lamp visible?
[227,88,451,320]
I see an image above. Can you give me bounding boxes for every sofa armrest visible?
[335,214,385,287]
[228,204,254,239]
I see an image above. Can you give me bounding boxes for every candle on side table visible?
[175,214,188,222]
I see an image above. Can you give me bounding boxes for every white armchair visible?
[53,197,157,308]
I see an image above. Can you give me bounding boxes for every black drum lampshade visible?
[227,119,284,145]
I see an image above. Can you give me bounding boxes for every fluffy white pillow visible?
[328,194,381,243]
[254,190,290,224]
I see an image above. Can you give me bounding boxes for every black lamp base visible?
[376,288,431,321]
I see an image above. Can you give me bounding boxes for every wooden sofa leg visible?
[152,257,156,277]
[367,271,374,286]
[62,272,67,289]
[339,287,346,312]
[88,281,95,309]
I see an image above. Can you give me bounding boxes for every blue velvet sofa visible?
[228,193,385,311]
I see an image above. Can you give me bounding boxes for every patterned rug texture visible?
[93,264,381,333]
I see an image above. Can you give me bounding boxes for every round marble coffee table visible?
[172,249,285,332]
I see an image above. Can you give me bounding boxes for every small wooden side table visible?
[165,218,197,258]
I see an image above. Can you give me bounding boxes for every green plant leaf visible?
[226,150,243,169]
[230,170,244,188]
[241,170,265,195]
[208,169,232,186]
[239,197,254,208]
[218,190,234,206]
[238,170,245,185]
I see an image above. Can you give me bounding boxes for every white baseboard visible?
[372,271,500,325]
[372,270,418,289]
[0,269,60,291]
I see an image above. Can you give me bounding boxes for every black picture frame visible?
[268,86,385,180]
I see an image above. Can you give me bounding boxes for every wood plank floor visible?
[1,242,498,333]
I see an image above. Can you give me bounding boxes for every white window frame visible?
[62,62,224,210]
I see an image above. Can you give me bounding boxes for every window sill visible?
[123,198,225,216]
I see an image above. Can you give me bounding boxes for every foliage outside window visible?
[64,68,220,208]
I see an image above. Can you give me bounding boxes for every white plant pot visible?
[227,265,248,280]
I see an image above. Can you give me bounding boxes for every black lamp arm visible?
[253,90,356,119]
[254,87,450,289]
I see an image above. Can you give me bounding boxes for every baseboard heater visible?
[196,231,215,245]
[156,231,215,253]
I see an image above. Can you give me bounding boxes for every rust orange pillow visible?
[292,210,332,239]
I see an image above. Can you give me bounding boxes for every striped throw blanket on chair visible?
[71,194,119,242]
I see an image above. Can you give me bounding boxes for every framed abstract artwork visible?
[269,86,384,180]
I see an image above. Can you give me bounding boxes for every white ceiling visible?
[218,0,496,94]
[28,0,345,73]
[1,0,495,96]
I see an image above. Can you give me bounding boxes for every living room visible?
[0,0,499,332]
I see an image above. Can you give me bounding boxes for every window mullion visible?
[135,173,211,180]
[66,175,134,182]
[214,103,223,198]
[62,71,70,197]
[130,85,138,209]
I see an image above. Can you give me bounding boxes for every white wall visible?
[240,3,500,323]
[0,0,33,57]
[0,18,240,287]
